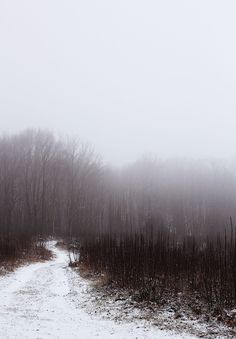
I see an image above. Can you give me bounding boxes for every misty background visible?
[0,1,236,166]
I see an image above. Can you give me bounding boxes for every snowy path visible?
[0,242,193,339]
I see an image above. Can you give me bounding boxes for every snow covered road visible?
[0,242,194,339]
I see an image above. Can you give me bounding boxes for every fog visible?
[1,1,236,165]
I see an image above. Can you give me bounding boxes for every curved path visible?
[0,242,193,339]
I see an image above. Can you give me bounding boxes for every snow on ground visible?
[0,241,195,339]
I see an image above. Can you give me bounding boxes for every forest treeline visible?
[0,130,102,260]
[1,129,236,308]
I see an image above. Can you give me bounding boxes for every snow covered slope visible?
[0,242,195,339]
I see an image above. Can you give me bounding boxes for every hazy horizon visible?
[1,1,236,166]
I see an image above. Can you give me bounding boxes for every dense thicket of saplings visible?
[1,130,236,309]
[79,227,236,309]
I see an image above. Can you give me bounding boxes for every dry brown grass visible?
[92,272,111,288]
[73,261,111,287]
[75,262,94,279]
[0,246,53,275]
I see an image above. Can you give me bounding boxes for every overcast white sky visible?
[0,1,236,165]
